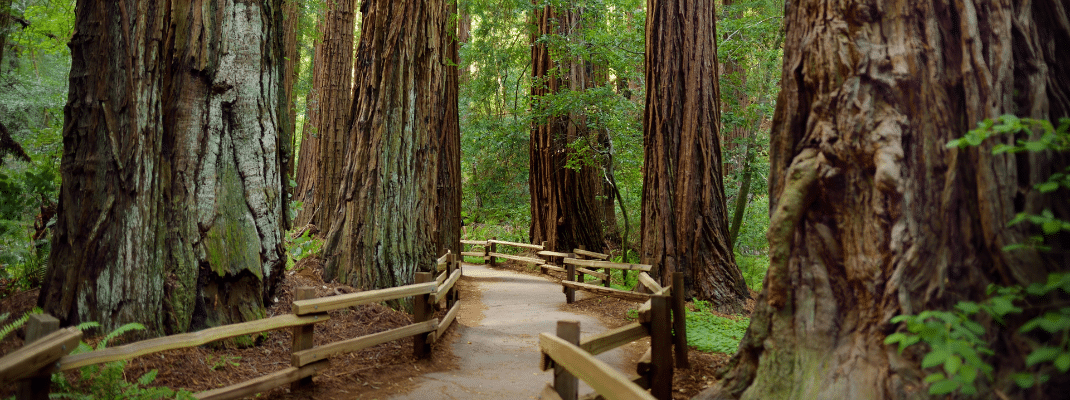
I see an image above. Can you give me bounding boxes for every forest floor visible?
[1,259,734,399]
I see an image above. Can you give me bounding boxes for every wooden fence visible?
[0,252,464,400]
[539,273,688,400]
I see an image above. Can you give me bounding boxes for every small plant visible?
[51,322,196,399]
[286,228,323,269]
[206,354,242,371]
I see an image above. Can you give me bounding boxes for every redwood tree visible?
[703,1,1070,399]
[640,0,749,311]
[322,0,461,289]
[529,3,605,253]
[40,0,287,336]
[293,0,357,230]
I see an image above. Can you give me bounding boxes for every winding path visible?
[387,263,630,399]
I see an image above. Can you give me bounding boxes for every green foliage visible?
[50,322,196,400]
[685,300,750,354]
[735,253,768,292]
[884,301,998,395]
[0,307,42,341]
[886,115,1070,396]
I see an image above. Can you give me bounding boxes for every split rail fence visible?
[0,253,464,400]
[462,239,690,400]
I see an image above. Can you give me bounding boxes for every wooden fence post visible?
[414,272,433,358]
[487,238,497,267]
[448,252,459,308]
[565,262,576,304]
[554,320,580,400]
[17,314,60,400]
[291,287,316,392]
[576,245,586,284]
[650,295,673,400]
[672,272,689,368]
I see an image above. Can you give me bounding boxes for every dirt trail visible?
[387,263,630,400]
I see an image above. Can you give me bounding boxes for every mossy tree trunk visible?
[322,0,461,290]
[40,0,287,337]
[702,1,1070,399]
[293,0,356,230]
[529,3,605,254]
[639,0,749,311]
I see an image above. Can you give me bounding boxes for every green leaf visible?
[943,355,962,375]
[924,372,946,383]
[1042,220,1061,235]
[1013,373,1035,388]
[922,349,950,369]
[929,379,960,395]
[959,363,978,384]
[1037,181,1060,193]
[1055,353,1070,373]
[1026,347,1061,366]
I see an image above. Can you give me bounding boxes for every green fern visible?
[0,307,42,341]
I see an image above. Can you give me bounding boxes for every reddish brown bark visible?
[639,0,749,311]
[529,4,605,254]
[322,0,461,289]
[293,0,357,231]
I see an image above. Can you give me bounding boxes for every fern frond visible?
[98,322,145,349]
[0,307,41,341]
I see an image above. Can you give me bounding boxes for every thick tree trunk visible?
[639,0,749,311]
[703,1,1070,399]
[529,4,605,254]
[293,0,356,230]
[40,0,286,336]
[322,0,460,289]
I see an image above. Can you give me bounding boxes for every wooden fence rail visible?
[539,286,683,400]
[0,252,464,400]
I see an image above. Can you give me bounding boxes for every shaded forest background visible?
[0,0,782,296]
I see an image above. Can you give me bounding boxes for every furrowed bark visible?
[639,0,749,312]
[322,0,461,291]
[703,1,1070,399]
[42,0,286,336]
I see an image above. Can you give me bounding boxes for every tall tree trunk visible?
[703,1,1070,399]
[456,1,471,84]
[40,0,286,337]
[293,0,356,230]
[281,0,301,228]
[640,0,749,311]
[322,0,461,289]
[529,4,605,253]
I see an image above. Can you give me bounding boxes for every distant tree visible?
[702,1,1070,399]
[529,3,605,253]
[280,0,301,228]
[293,0,357,230]
[640,0,749,311]
[39,0,288,336]
[322,0,461,289]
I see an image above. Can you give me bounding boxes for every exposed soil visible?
[1,257,742,399]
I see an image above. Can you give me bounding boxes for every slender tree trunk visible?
[727,139,752,247]
[703,1,1070,399]
[640,0,749,311]
[322,0,461,289]
[40,0,286,336]
[281,0,301,228]
[293,0,356,230]
[529,4,605,253]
